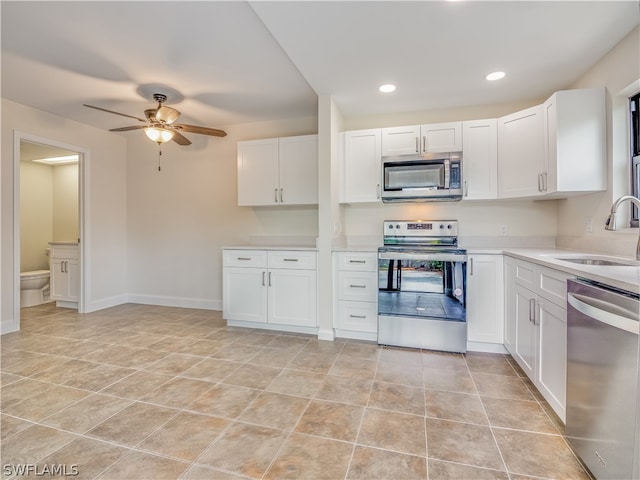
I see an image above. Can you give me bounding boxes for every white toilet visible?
[20,270,51,307]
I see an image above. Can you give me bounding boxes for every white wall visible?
[52,163,79,242]
[19,161,53,272]
[1,99,128,333]
[557,26,640,255]
[125,115,318,309]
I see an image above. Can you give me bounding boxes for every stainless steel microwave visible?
[381,152,462,202]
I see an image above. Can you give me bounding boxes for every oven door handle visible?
[378,251,467,262]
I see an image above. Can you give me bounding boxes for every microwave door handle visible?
[444,159,450,189]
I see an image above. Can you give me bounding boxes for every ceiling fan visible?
[83,93,226,146]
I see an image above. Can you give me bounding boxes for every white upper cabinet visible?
[278,135,319,205]
[543,87,606,196]
[237,138,280,206]
[342,129,382,203]
[462,119,498,200]
[237,134,318,206]
[498,87,605,200]
[420,122,463,153]
[381,122,462,156]
[497,105,545,199]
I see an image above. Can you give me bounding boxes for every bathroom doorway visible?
[13,132,87,329]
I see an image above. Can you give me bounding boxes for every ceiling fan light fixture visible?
[144,126,174,144]
[155,105,180,124]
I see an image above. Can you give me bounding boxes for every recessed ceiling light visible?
[485,71,506,81]
[379,84,396,93]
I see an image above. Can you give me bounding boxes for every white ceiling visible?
[2,1,638,138]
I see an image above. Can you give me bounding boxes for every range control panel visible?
[383,220,458,237]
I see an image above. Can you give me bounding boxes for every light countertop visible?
[502,248,640,295]
[223,245,318,251]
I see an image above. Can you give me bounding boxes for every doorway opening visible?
[13,132,88,331]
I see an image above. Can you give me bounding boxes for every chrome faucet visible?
[604,195,640,260]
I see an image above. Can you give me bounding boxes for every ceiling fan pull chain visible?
[158,146,162,172]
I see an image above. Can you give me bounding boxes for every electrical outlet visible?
[499,224,508,236]
[584,216,593,233]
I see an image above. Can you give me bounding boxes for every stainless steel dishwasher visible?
[566,278,640,480]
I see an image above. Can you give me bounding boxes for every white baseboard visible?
[227,319,318,336]
[466,341,508,354]
[334,329,376,342]
[85,294,128,313]
[127,294,222,311]
[1,318,19,335]
[317,328,335,341]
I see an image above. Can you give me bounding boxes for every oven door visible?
[377,249,467,352]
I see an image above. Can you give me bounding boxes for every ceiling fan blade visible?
[156,105,180,125]
[109,125,147,132]
[83,104,147,123]
[175,124,227,137]
[171,130,192,146]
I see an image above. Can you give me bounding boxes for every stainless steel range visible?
[378,220,467,352]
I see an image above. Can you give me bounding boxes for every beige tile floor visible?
[1,303,591,480]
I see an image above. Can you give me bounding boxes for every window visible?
[631,92,640,227]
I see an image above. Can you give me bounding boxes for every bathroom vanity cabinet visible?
[50,243,79,307]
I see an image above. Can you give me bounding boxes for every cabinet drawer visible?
[223,250,267,268]
[514,260,535,289]
[538,266,572,308]
[337,252,378,272]
[268,251,316,269]
[50,244,79,260]
[338,272,378,302]
[337,301,378,333]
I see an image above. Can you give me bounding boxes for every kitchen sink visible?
[554,257,640,267]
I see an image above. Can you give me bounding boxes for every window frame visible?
[630,91,639,227]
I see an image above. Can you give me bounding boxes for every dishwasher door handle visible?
[568,293,639,335]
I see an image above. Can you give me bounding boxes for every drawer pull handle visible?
[237,257,252,261]
[349,260,366,264]
[349,314,367,319]
[349,284,366,288]
[283,258,299,262]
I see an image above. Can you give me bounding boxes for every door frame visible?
[13,131,89,327]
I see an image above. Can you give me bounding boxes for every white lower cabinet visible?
[466,254,504,348]
[50,243,79,306]
[334,251,378,341]
[223,249,317,331]
[505,256,573,422]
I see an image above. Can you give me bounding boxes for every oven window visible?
[384,163,444,190]
[378,258,465,321]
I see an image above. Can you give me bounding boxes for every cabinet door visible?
[466,255,504,344]
[343,129,382,203]
[420,122,462,153]
[278,134,318,205]
[544,88,606,195]
[513,284,537,378]
[503,258,516,354]
[498,105,544,198]
[462,119,497,200]
[537,297,567,421]
[66,259,80,302]
[50,259,68,300]
[237,138,279,206]
[268,269,317,327]
[223,267,267,323]
[381,125,421,156]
